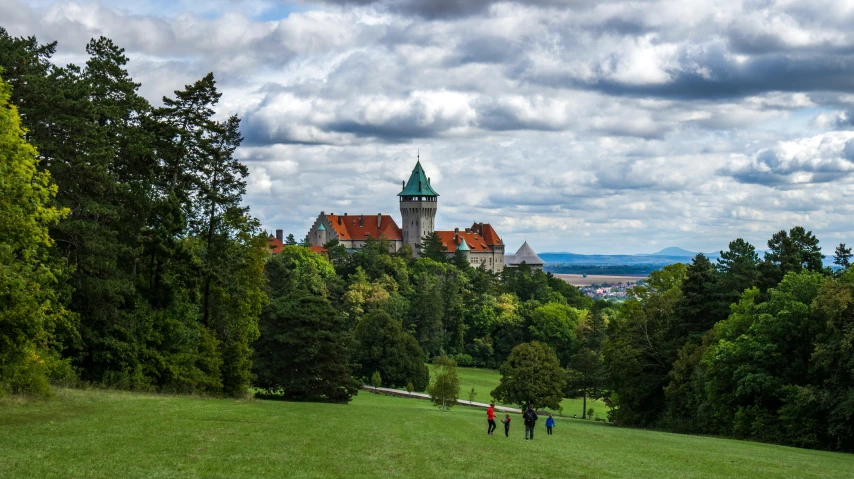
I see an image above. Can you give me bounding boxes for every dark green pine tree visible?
[44,38,156,385]
[833,243,852,269]
[253,295,359,402]
[420,231,448,262]
[354,310,429,391]
[285,233,298,246]
[716,238,761,303]
[674,253,726,341]
[761,226,824,289]
[451,248,471,271]
[0,28,57,136]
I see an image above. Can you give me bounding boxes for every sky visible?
[4,0,854,254]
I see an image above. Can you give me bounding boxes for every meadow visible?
[2,388,853,479]
[456,366,606,418]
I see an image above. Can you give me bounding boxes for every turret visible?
[316,222,327,245]
[399,159,438,256]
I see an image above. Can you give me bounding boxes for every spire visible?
[398,158,439,197]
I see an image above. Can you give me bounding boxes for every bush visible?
[453,353,473,367]
[371,371,382,388]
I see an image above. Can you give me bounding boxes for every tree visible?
[427,355,460,410]
[253,295,358,402]
[833,243,852,270]
[566,348,606,419]
[603,263,686,426]
[419,231,448,262]
[354,310,429,391]
[451,248,471,271]
[0,74,73,395]
[762,226,824,288]
[674,254,727,342]
[528,302,585,364]
[716,238,761,303]
[702,271,826,444]
[285,233,298,246]
[491,342,566,410]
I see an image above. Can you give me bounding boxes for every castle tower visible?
[399,159,439,255]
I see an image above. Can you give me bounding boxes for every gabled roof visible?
[309,245,327,254]
[436,230,493,253]
[398,160,439,197]
[325,214,403,241]
[470,223,502,245]
[505,241,544,265]
[268,236,284,255]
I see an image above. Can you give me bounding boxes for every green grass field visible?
[3,389,852,479]
[455,366,605,418]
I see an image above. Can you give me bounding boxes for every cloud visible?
[6,0,854,253]
[720,132,854,186]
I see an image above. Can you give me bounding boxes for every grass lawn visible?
[455,366,605,418]
[3,389,851,479]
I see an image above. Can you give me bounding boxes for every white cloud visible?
[4,0,854,253]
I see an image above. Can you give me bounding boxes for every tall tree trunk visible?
[582,393,587,419]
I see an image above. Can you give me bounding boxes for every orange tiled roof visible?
[436,230,494,253]
[471,223,502,245]
[325,214,402,241]
[268,236,284,254]
[309,245,327,254]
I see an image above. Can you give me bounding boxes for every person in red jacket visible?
[486,403,497,435]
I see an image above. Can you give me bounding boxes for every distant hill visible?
[649,247,698,257]
[541,245,834,275]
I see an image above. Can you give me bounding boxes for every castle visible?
[271,160,543,274]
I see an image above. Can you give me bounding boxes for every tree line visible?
[1,29,267,397]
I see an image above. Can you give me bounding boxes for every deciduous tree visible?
[491,341,565,410]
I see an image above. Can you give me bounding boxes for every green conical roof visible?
[398,160,439,197]
[457,238,470,251]
[317,223,326,231]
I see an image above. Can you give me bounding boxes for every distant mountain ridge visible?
[649,247,701,257]
[541,245,834,274]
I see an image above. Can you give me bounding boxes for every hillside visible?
[2,389,852,479]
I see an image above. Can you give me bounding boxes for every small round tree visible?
[491,341,566,411]
[427,355,460,410]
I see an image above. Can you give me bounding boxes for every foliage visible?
[0,74,73,396]
[491,342,565,410]
[253,295,358,402]
[427,355,460,410]
[419,231,448,262]
[354,310,429,391]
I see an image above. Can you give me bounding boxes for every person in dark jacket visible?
[500,414,512,437]
[545,414,555,435]
[523,404,538,440]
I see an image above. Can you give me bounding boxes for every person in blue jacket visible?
[545,414,556,435]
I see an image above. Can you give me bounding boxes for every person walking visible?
[500,414,512,437]
[487,403,497,436]
[545,414,555,435]
[523,404,538,440]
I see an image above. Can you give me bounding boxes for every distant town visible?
[553,274,647,302]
